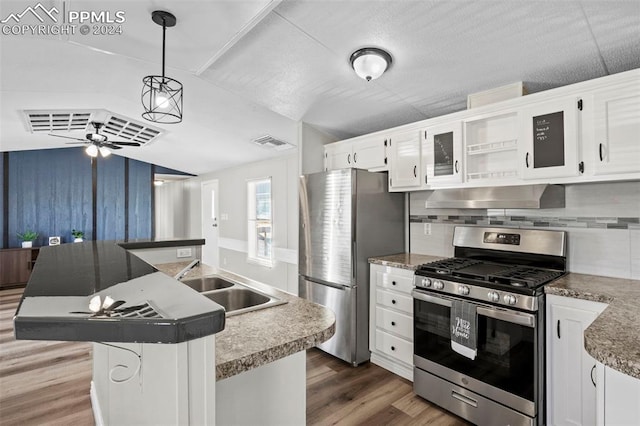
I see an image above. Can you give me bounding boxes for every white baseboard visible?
[90,381,105,426]
[370,352,413,382]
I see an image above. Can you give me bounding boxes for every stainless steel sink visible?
[181,276,234,292]
[181,274,286,316]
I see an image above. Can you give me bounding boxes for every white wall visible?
[298,122,337,175]
[185,153,299,294]
[155,180,188,239]
[409,181,640,279]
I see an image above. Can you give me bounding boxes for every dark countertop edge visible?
[368,253,445,270]
[14,310,225,344]
[118,238,205,250]
[216,321,335,381]
[546,277,640,380]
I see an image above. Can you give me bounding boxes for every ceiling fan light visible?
[85,144,98,157]
[350,47,392,81]
[99,146,111,158]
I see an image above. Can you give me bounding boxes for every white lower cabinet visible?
[369,263,414,381]
[546,294,608,426]
[602,366,640,426]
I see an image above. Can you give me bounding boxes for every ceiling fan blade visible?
[65,142,88,145]
[104,143,123,150]
[110,141,141,147]
[49,133,87,142]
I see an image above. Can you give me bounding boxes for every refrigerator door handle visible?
[300,276,351,290]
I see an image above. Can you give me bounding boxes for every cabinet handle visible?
[599,143,604,161]
[591,365,596,387]
[391,321,396,326]
[384,157,387,165]
[384,139,388,147]
[392,280,397,286]
[347,154,351,164]
[557,320,561,339]
[413,165,417,178]
[391,299,396,304]
[391,346,395,351]
[425,175,428,185]
[454,160,459,173]
[353,152,357,163]
[526,152,530,168]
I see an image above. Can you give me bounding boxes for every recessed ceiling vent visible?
[24,110,92,132]
[23,109,164,145]
[101,113,162,145]
[252,135,295,151]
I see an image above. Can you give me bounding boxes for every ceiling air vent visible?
[24,110,92,132]
[101,113,162,145]
[252,135,294,151]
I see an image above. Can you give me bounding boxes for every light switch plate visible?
[177,248,192,258]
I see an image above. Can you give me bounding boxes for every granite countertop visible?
[14,240,225,344]
[118,238,205,250]
[546,274,640,380]
[368,253,444,270]
[155,262,336,381]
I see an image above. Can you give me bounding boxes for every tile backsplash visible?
[409,181,640,279]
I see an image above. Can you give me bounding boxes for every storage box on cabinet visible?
[369,264,415,381]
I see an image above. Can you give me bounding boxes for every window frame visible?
[247,177,273,267]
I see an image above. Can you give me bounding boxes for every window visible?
[247,177,273,267]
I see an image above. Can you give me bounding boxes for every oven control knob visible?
[503,294,517,305]
[458,285,470,295]
[488,291,500,302]
[421,277,432,287]
[433,280,444,290]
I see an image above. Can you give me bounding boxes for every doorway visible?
[201,179,219,267]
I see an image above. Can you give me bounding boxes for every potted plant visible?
[71,229,84,243]
[17,230,38,248]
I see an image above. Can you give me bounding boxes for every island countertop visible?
[13,240,225,344]
[546,274,640,380]
[155,262,336,381]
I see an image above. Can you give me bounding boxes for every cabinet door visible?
[324,142,352,170]
[423,121,463,186]
[547,299,603,426]
[352,137,388,171]
[389,130,421,190]
[0,249,32,287]
[522,97,581,179]
[592,83,640,176]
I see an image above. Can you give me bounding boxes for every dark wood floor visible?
[1,287,467,425]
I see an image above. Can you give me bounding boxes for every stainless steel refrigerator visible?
[299,169,405,366]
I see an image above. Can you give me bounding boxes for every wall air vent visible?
[24,110,93,132]
[252,135,295,151]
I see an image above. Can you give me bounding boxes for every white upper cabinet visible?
[324,135,388,171]
[464,111,520,183]
[521,97,581,180]
[388,129,421,190]
[591,82,640,176]
[422,121,463,186]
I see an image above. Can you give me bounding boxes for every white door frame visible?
[201,179,219,268]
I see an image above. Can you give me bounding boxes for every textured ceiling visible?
[1,0,639,174]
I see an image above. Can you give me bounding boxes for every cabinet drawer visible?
[377,271,414,294]
[375,329,412,366]
[376,289,413,314]
[376,307,413,340]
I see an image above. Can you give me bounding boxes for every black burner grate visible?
[417,258,482,275]
[488,267,564,288]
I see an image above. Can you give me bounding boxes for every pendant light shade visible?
[350,47,392,81]
[142,11,183,124]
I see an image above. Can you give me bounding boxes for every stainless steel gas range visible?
[412,226,567,426]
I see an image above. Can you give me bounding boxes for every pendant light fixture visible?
[142,11,183,124]
[349,47,393,81]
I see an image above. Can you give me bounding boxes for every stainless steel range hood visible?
[425,184,565,209]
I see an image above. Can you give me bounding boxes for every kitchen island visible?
[14,240,335,425]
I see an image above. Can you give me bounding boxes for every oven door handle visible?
[412,290,536,328]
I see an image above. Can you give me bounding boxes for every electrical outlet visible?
[177,248,192,258]
[423,223,432,235]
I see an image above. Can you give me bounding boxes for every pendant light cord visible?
[161,18,166,82]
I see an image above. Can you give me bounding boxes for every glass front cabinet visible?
[521,97,582,180]
[422,121,463,186]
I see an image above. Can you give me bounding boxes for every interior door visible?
[201,180,219,268]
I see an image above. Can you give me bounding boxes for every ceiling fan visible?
[48,121,141,157]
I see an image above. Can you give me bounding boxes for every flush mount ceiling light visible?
[142,11,183,124]
[349,47,392,81]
